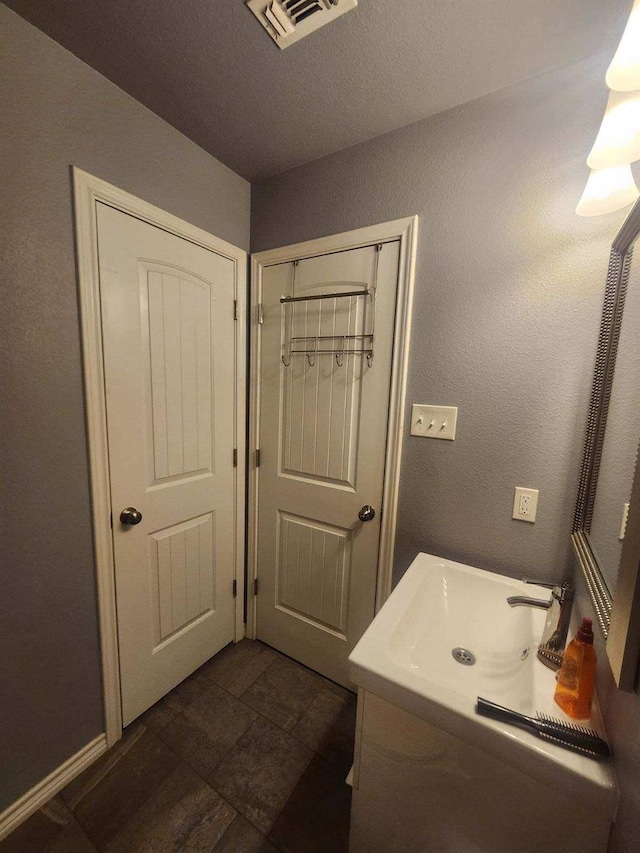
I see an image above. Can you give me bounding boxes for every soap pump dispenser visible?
[554,617,596,720]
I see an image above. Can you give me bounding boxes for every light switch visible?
[410,404,458,440]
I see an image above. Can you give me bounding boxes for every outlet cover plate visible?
[410,404,458,440]
[513,487,539,523]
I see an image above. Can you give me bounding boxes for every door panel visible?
[144,269,214,481]
[97,204,237,725]
[256,242,401,686]
[277,511,352,636]
[149,512,215,643]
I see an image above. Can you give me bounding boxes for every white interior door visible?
[256,242,401,686]
[97,203,238,725]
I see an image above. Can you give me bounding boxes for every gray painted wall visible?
[252,55,640,849]
[252,54,618,586]
[0,5,249,811]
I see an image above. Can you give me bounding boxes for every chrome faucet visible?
[507,580,575,670]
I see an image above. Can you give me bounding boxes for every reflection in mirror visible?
[588,257,640,596]
[573,198,640,689]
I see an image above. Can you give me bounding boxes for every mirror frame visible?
[572,199,640,691]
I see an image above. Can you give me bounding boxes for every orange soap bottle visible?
[554,617,597,719]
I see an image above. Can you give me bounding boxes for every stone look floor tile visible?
[319,676,355,699]
[240,655,325,731]
[105,763,235,852]
[213,815,278,853]
[159,683,257,778]
[200,640,278,697]
[210,716,313,834]
[71,729,180,849]
[268,754,352,853]
[139,670,212,733]
[292,687,357,773]
[2,641,357,853]
[44,820,97,852]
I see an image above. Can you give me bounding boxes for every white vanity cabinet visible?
[347,553,618,853]
[349,689,613,853]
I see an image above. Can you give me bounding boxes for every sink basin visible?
[387,557,546,707]
[349,552,618,818]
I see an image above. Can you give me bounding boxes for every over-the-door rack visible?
[280,245,381,368]
[281,289,375,367]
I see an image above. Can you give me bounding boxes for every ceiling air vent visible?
[246,0,357,49]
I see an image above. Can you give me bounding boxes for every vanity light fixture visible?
[576,161,639,218]
[577,1,640,216]
[576,164,639,218]
[587,89,640,170]
[606,0,640,92]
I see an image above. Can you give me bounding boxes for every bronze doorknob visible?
[120,507,143,525]
[358,505,376,522]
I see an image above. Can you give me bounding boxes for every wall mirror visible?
[573,199,640,691]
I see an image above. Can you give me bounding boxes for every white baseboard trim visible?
[0,734,108,841]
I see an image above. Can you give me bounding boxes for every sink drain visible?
[452,647,476,666]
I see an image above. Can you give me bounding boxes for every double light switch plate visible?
[410,404,458,440]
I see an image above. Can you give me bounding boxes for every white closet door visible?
[256,242,401,686]
[98,203,237,725]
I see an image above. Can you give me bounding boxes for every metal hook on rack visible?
[335,336,345,367]
[307,338,317,367]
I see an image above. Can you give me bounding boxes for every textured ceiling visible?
[3,0,631,180]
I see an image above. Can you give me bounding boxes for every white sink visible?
[349,552,618,818]
[387,556,546,706]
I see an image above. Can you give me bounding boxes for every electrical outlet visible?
[410,404,458,440]
[513,487,539,523]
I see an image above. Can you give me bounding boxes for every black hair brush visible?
[476,697,611,760]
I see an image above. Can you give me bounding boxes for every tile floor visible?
[1,641,356,853]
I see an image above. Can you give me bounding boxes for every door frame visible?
[247,216,419,639]
[73,168,247,746]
